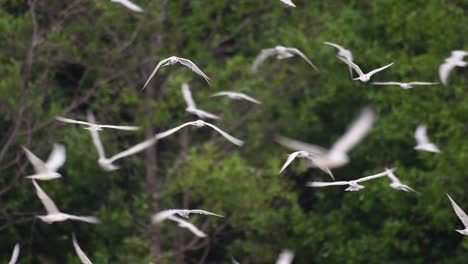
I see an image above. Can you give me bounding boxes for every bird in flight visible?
[8,243,20,264]
[372,81,439,90]
[22,144,66,181]
[210,91,262,104]
[32,180,100,224]
[72,234,93,264]
[414,125,440,153]
[56,116,139,131]
[152,209,223,223]
[279,0,296,7]
[337,57,394,82]
[307,169,392,191]
[447,194,468,236]
[439,50,468,85]
[385,168,416,192]
[276,249,295,264]
[251,45,318,72]
[324,41,354,78]
[142,56,211,90]
[276,108,376,174]
[110,0,143,13]
[182,83,220,120]
[279,150,334,179]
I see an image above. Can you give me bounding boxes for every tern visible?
[279,150,334,179]
[155,120,244,146]
[110,0,143,13]
[385,168,416,192]
[8,243,20,264]
[439,50,468,85]
[372,81,439,90]
[251,45,318,72]
[87,112,120,171]
[276,107,376,172]
[210,91,262,104]
[307,169,392,191]
[337,57,394,82]
[142,56,211,90]
[72,234,93,264]
[152,209,223,223]
[324,41,354,78]
[414,125,440,153]
[279,0,296,7]
[56,116,139,131]
[32,180,99,224]
[182,83,220,120]
[276,249,295,264]
[22,144,66,181]
[446,194,468,236]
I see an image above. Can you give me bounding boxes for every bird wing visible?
[337,56,364,76]
[55,116,92,126]
[330,107,376,154]
[8,243,20,264]
[414,125,429,145]
[447,194,468,229]
[107,137,157,164]
[32,180,60,214]
[142,58,170,90]
[306,181,349,187]
[438,62,455,85]
[279,0,296,7]
[168,216,207,238]
[275,135,327,155]
[275,249,295,264]
[355,170,390,183]
[385,168,401,184]
[279,151,301,174]
[204,122,244,146]
[116,0,144,12]
[251,48,277,72]
[87,112,107,160]
[155,121,198,140]
[285,48,319,71]
[178,58,211,86]
[72,234,93,264]
[210,91,232,97]
[181,83,197,109]
[371,82,402,86]
[367,62,394,77]
[408,82,439,86]
[186,209,224,218]
[98,125,140,131]
[191,108,220,120]
[22,146,49,173]
[236,93,262,104]
[152,210,179,223]
[45,144,66,172]
[66,214,100,224]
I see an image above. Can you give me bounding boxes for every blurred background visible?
[0,0,467,263]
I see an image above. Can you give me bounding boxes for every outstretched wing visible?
[279,151,301,174]
[45,144,66,172]
[371,82,403,86]
[190,108,220,120]
[447,194,468,229]
[181,83,197,109]
[67,215,100,224]
[178,58,211,86]
[275,135,327,155]
[285,48,319,71]
[32,180,60,214]
[187,209,224,218]
[385,168,401,184]
[107,137,157,163]
[98,125,140,131]
[306,181,349,187]
[414,125,429,145]
[236,93,262,104]
[55,116,92,126]
[367,62,394,77]
[8,243,20,264]
[142,58,170,90]
[72,234,93,264]
[203,122,244,146]
[167,215,207,238]
[279,0,296,7]
[22,146,48,174]
[438,61,455,85]
[356,169,392,183]
[155,121,198,140]
[337,56,364,76]
[251,48,277,72]
[87,112,107,160]
[409,82,439,86]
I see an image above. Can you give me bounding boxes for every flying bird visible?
[251,45,318,72]
[439,50,468,85]
[385,168,416,192]
[87,112,120,171]
[72,234,93,264]
[8,243,20,264]
[446,194,468,236]
[158,215,207,238]
[337,57,394,82]
[210,91,261,104]
[142,56,211,90]
[152,209,223,223]
[279,0,296,7]
[278,150,334,179]
[22,144,66,181]
[276,249,295,264]
[307,169,392,191]
[414,125,440,153]
[182,83,220,120]
[276,108,376,173]
[110,0,143,13]
[56,116,139,131]
[371,81,439,89]
[32,180,100,224]
[324,41,354,78]
[155,120,244,146]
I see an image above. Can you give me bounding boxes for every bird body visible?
[439,50,468,85]
[337,57,393,82]
[414,125,440,153]
[182,83,220,119]
[385,168,416,192]
[251,45,318,72]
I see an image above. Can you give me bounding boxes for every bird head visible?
[193,120,205,127]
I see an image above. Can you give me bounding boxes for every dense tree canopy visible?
[0,0,467,263]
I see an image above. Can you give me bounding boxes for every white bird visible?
[72,234,93,264]
[87,112,120,171]
[276,108,375,173]
[8,243,20,264]
[152,209,223,223]
[324,41,354,78]
[276,249,295,264]
[337,57,394,82]
[110,0,143,13]
[307,169,392,192]
[210,91,262,104]
[279,150,334,179]
[279,0,296,7]
[446,194,468,236]
[414,125,440,153]
[22,144,66,181]
[155,120,244,146]
[32,180,100,224]
[251,45,318,72]
[385,168,416,192]
[142,56,211,90]
[371,81,439,90]
[439,50,468,85]
[56,116,139,131]
[161,215,207,238]
[182,83,220,120]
